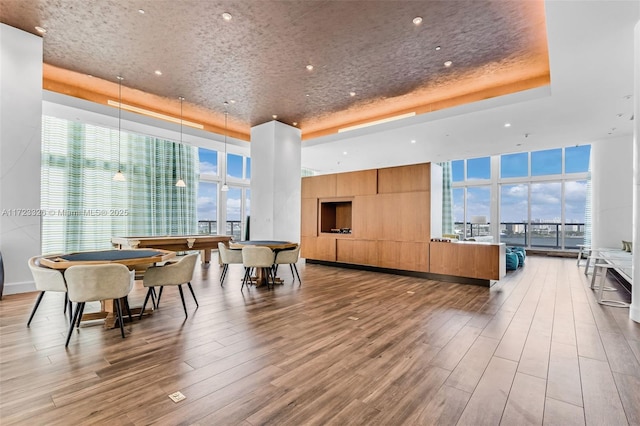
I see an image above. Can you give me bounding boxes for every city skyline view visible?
[452,145,590,224]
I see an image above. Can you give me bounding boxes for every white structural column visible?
[0,24,43,295]
[591,136,633,249]
[630,20,640,323]
[249,121,302,243]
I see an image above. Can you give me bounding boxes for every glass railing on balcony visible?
[453,222,586,250]
[198,220,243,240]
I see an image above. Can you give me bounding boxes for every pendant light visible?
[220,101,230,192]
[113,76,126,181]
[175,96,186,187]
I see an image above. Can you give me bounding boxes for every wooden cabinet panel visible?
[301,236,336,261]
[302,174,336,198]
[351,195,381,240]
[336,169,377,196]
[337,239,378,266]
[379,192,430,242]
[378,241,429,272]
[301,198,318,237]
[430,242,505,280]
[429,242,460,276]
[378,163,431,194]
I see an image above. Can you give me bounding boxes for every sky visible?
[197,148,250,224]
[197,145,590,227]
[452,145,590,223]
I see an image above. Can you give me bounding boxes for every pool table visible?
[112,235,232,264]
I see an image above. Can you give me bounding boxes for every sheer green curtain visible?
[41,116,197,254]
[438,161,454,234]
[584,157,592,247]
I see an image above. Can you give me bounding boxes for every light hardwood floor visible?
[0,255,638,425]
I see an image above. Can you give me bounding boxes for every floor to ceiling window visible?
[41,116,198,254]
[197,149,251,238]
[452,156,492,238]
[452,145,590,250]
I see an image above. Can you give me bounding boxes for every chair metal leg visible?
[178,285,188,318]
[123,297,132,323]
[187,282,198,307]
[289,264,295,282]
[68,300,74,324]
[139,287,152,320]
[157,286,164,308]
[27,291,46,326]
[114,298,125,338]
[64,293,68,313]
[241,267,251,290]
[220,264,228,285]
[293,264,301,284]
[266,268,275,290]
[65,302,82,347]
[150,287,157,309]
[75,302,85,328]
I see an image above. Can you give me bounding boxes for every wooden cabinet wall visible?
[301,163,433,273]
[301,163,506,283]
[429,242,506,280]
[336,169,377,196]
[301,173,336,198]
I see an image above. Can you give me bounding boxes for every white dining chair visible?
[140,253,199,319]
[241,246,276,290]
[27,256,71,326]
[64,264,134,347]
[274,245,302,284]
[218,242,243,286]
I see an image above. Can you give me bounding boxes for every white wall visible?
[630,20,639,323]
[250,121,302,243]
[0,24,43,295]
[591,135,634,249]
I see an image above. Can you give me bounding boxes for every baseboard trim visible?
[304,259,493,287]
[1,280,36,297]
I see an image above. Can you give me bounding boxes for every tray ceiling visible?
[0,0,550,140]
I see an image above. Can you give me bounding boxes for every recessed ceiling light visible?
[272,114,278,119]
[138,9,145,14]
[292,122,298,126]
[349,91,356,97]
[343,151,348,155]
[411,139,416,144]
[87,74,93,78]
[504,122,511,128]
[435,46,441,51]
[154,70,162,76]
[35,26,46,34]
[306,64,314,71]
[305,94,310,97]
[444,60,453,67]
[222,12,232,21]
[413,17,423,25]
[229,99,236,104]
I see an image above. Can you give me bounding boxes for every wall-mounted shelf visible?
[319,198,353,234]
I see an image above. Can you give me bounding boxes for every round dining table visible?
[228,240,297,251]
[228,240,297,286]
[39,249,176,328]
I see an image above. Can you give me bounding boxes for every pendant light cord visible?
[179,97,184,179]
[224,102,228,160]
[117,76,122,167]
[222,101,229,190]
